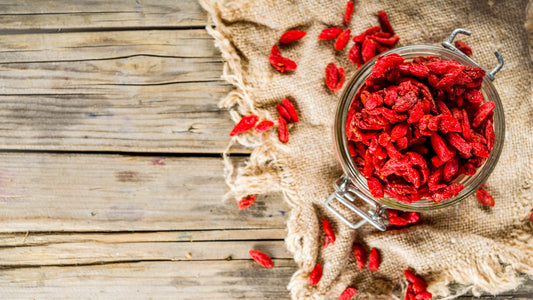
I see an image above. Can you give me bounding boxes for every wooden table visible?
[0,1,530,299]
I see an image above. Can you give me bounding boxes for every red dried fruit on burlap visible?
[249,250,273,268]
[319,27,343,40]
[343,1,354,26]
[325,63,345,92]
[238,195,257,209]
[282,98,299,122]
[322,218,336,246]
[280,30,306,44]
[368,248,381,271]
[377,10,395,35]
[455,40,473,56]
[335,29,351,51]
[309,264,322,286]
[230,115,259,136]
[277,104,292,122]
[339,287,357,300]
[352,243,367,270]
[278,116,289,143]
[255,120,274,133]
[269,45,297,73]
[476,187,495,206]
[414,291,433,300]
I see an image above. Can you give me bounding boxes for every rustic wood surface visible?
[0,1,530,299]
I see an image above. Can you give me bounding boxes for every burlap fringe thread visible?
[200,0,533,299]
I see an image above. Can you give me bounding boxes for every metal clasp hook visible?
[442,28,504,81]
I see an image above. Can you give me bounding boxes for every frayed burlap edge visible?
[199,0,533,299]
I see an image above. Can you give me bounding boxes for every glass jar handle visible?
[325,176,388,231]
[441,28,504,81]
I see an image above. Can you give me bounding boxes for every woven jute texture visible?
[200,0,533,298]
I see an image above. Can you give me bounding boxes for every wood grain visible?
[0,30,249,153]
[0,260,296,299]
[0,152,289,232]
[0,0,206,30]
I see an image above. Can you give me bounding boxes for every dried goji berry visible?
[335,29,351,51]
[319,27,343,40]
[278,117,289,143]
[282,98,299,122]
[353,26,381,43]
[230,115,259,136]
[455,40,472,56]
[361,39,377,62]
[309,264,322,286]
[472,101,495,127]
[367,176,384,198]
[238,195,257,209]
[325,63,345,92]
[430,183,464,202]
[530,211,533,223]
[277,104,292,122]
[280,30,307,44]
[404,270,428,289]
[269,45,297,73]
[255,120,274,133]
[476,187,495,206]
[348,43,362,65]
[377,11,395,35]
[339,287,357,300]
[249,250,273,268]
[322,218,336,246]
[368,248,381,271]
[343,1,354,26]
[352,243,367,270]
[414,291,433,300]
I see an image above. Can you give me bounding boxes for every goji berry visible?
[278,116,289,143]
[230,115,259,136]
[472,101,495,127]
[455,40,472,56]
[377,11,395,35]
[414,291,433,300]
[269,45,297,73]
[530,211,533,223]
[367,176,384,198]
[361,39,377,62]
[322,218,336,246]
[325,63,345,92]
[335,29,351,51]
[339,287,357,300]
[309,264,322,286]
[282,98,299,122]
[319,27,343,40]
[343,1,354,26]
[368,248,381,271]
[249,250,273,268]
[352,243,367,270]
[353,27,381,43]
[476,187,495,206]
[280,30,307,44]
[404,270,428,289]
[238,195,257,209]
[348,43,362,65]
[255,120,274,133]
[277,104,292,122]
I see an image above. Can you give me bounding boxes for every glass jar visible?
[325,29,505,231]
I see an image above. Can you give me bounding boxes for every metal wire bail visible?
[441,28,504,81]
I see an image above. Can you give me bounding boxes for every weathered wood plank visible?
[0,260,295,299]
[0,152,289,232]
[0,0,206,30]
[0,229,287,246]
[0,239,290,266]
[0,30,246,153]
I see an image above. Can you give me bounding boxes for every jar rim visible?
[334,45,505,211]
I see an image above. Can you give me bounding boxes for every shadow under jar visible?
[326,29,505,231]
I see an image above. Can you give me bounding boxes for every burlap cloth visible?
[200,0,533,298]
